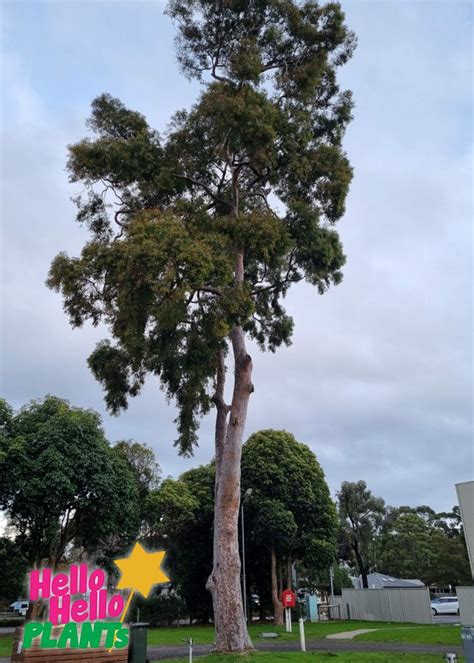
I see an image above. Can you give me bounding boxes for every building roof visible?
[352,572,424,589]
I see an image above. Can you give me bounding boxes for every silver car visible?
[430,595,459,615]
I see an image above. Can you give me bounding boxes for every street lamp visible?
[241,488,252,623]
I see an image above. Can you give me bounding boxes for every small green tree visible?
[241,430,337,625]
[113,440,161,522]
[378,513,434,583]
[429,529,472,587]
[144,466,215,622]
[337,480,385,588]
[0,537,29,607]
[47,1,355,649]
[0,396,140,569]
[378,508,472,587]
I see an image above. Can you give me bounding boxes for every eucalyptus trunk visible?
[206,234,254,650]
[206,325,253,650]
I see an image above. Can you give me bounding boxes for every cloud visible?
[0,0,472,513]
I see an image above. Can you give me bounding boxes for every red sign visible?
[281,589,296,608]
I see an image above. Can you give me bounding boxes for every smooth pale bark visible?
[206,324,253,650]
[206,238,253,651]
[271,547,284,626]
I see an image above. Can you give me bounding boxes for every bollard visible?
[444,654,457,663]
[188,637,193,663]
[298,617,306,652]
[128,622,149,663]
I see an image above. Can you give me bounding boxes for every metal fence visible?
[333,588,433,624]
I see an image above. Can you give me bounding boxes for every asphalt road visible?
[147,639,464,661]
[434,614,461,624]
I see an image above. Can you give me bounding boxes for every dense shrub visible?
[131,593,188,626]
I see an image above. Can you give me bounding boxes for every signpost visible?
[282,589,296,633]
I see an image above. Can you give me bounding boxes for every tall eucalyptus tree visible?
[48,0,355,650]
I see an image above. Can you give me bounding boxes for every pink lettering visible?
[29,568,52,601]
[108,594,124,618]
[51,573,68,596]
[49,595,71,625]
[70,599,88,623]
[89,570,105,592]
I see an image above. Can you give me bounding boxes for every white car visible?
[10,600,29,616]
[430,596,459,615]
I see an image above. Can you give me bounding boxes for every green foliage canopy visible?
[337,480,385,585]
[0,396,140,567]
[47,0,355,456]
[144,465,215,622]
[241,429,337,567]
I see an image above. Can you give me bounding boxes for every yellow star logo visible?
[114,542,169,598]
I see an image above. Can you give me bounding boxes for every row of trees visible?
[0,400,340,624]
[145,429,340,625]
[337,480,471,589]
[1,397,470,623]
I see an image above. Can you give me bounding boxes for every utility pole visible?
[241,488,252,623]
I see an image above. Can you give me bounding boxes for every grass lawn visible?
[0,621,462,658]
[0,635,12,657]
[356,625,462,646]
[153,652,465,662]
[147,620,458,646]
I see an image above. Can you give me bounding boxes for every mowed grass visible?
[0,621,462,657]
[153,652,465,663]
[147,620,456,646]
[0,635,12,657]
[356,624,462,646]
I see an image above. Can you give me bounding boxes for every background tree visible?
[144,465,215,623]
[0,396,140,569]
[429,529,472,588]
[377,507,472,587]
[302,560,353,598]
[241,430,337,625]
[378,512,434,583]
[337,480,385,588]
[47,0,355,649]
[0,537,29,608]
[114,440,161,521]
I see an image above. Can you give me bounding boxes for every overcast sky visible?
[1,0,472,514]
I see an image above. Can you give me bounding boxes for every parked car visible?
[10,600,29,616]
[430,595,459,615]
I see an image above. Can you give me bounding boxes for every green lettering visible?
[79,622,103,648]
[102,622,121,648]
[22,622,43,649]
[57,622,79,649]
[114,626,129,649]
[41,622,58,649]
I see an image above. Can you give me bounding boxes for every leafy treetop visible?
[0,396,140,568]
[48,0,355,455]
